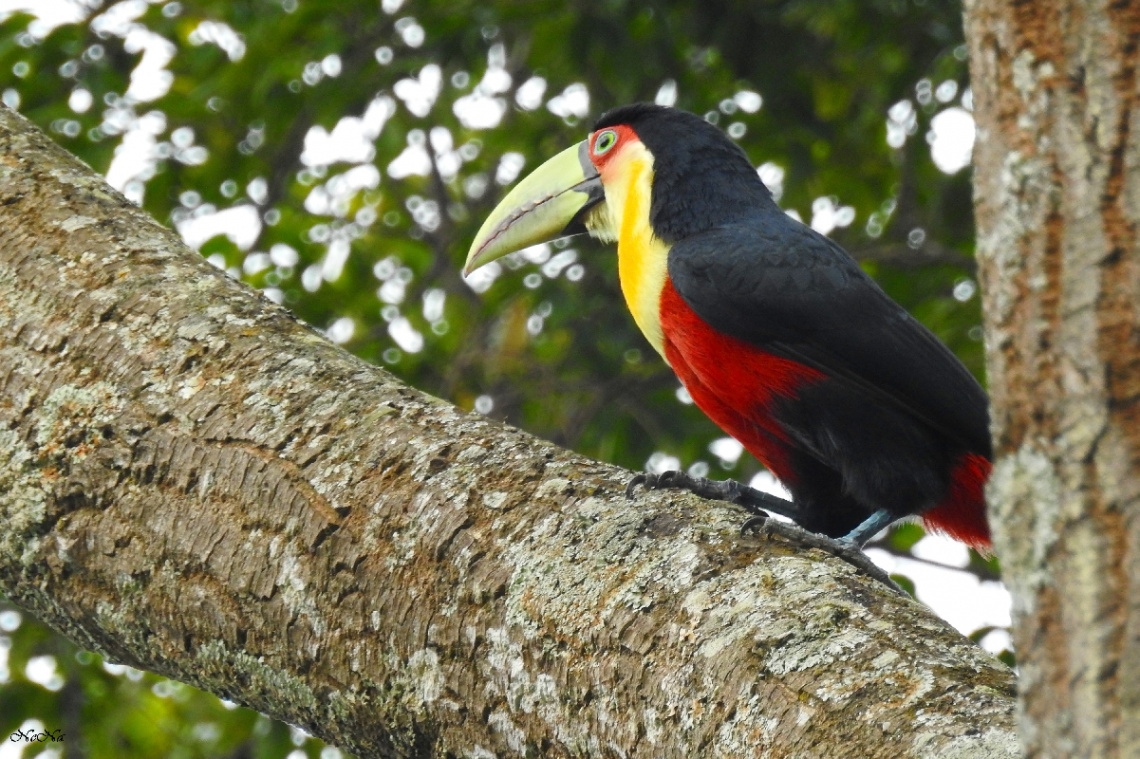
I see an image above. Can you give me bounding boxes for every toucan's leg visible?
[835,508,897,549]
[626,470,800,520]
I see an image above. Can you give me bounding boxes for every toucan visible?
[464,103,991,551]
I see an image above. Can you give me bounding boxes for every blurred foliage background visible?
[0,0,1006,755]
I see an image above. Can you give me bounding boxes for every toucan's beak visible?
[464,141,604,275]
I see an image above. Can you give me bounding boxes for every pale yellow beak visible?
[464,141,603,275]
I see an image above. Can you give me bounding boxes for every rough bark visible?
[0,105,1016,757]
[965,0,1140,756]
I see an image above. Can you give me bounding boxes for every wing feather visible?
[666,216,991,458]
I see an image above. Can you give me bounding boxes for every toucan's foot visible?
[745,518,906,595]
[625,470,798,520]
[627,471,904,595]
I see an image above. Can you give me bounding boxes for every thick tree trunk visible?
[0,105,1016,757]
[965,0,1140,756]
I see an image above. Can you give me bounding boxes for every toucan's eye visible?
[593,129,618,155]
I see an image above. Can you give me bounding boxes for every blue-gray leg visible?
[838,508,898,548]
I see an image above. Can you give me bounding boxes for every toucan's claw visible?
[624,473,648,499]
[740,514,770,535]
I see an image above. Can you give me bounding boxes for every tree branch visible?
[0,104,1016,758]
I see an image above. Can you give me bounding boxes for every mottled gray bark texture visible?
[965,0,1140,756]
[0,105,1016,758]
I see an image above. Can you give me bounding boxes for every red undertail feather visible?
[921,452,992,552]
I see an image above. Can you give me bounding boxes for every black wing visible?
[666,215,992,458]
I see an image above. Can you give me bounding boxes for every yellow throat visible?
[587,143,670,358]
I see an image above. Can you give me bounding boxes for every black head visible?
[592,104,775,241]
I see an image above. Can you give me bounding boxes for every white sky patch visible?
[911,533,970,567]
[389,316,424,353]
[170,125,208,165]
[935,79,959,103]
[187,20,246,61]
[90,0,147,37]
[748,470,793,500]
[363,94,397,135]
[387,142,431,179]
[122,26,175,101]
[378,278,406,304]
[321,53,341,77]
[928,106,975,174]
[246,176,268,204]
[177,204,261,250]
[0,1,86,30]
[337,164,380,193]
[325,316,355,344]
[452,45,512,129]
[479,45,512,95]
[886,99,917,149]
[394,63,442,118]
[515,76,546,110]
[25,655,63,691]
[270,243,299,267]
[422,288,446,322]
[953,278,977,302]
[542,248,577,278]
[103,109,166,201]
[454,92,506,129]
[655,79,677,106]
[301,264,322,291]
[734,89,763,113]
[646,451,681,475]
[68,87,93,113]
[0,608,20,632]
[322,237,351,281]
[429,126,462,180]
[242,251,271,275]
[494,151,525,185]
[520,242,551,264]
[547,82,589,120]
[708,437,744,466]
[302,97,395,167]
[303,185,333,215]
[463,260,501,293]
[757,162,785,202]
[302,121,374,165]
[809,196,856,236]
[395,16,424,47]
